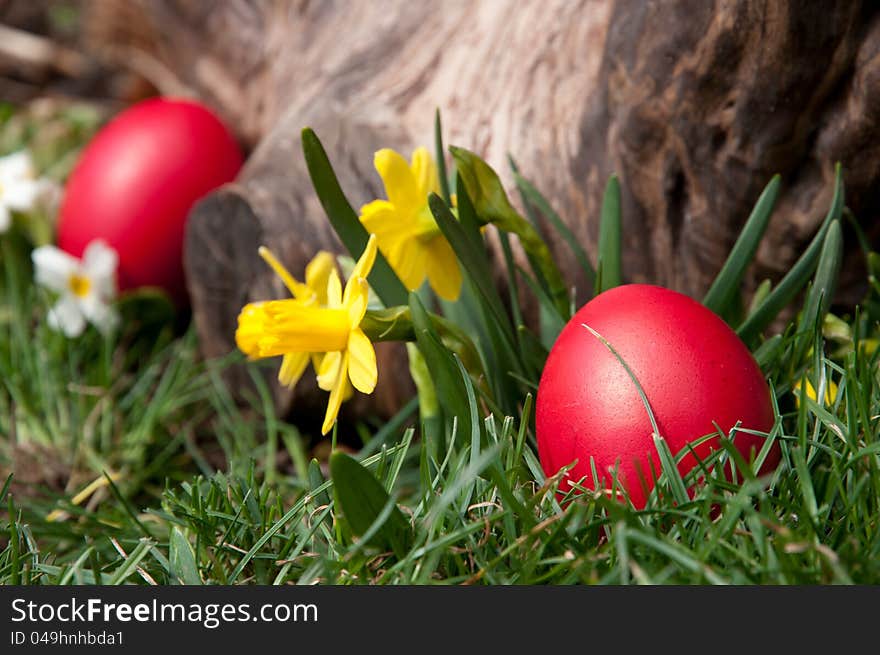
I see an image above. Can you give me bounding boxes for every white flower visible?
[0,151,47,233]
[32,240,120,337]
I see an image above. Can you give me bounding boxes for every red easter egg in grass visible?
[536,284,778,509]
[57,97,244,305]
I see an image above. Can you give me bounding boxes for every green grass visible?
[2,105,880,585]
[2,276,879,584]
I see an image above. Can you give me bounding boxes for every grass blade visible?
[703,175,780,319]
[428,192,518,355]
[596,175,622,294]
[434,109,452,205]
[410,292,475,441]
[795,220,843,364]
[511,170,597,290]
[737,163,843,343]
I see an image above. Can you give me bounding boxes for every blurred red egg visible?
[57,97,244,304]
[536,284,778,508]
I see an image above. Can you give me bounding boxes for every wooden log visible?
[81,0,880,419]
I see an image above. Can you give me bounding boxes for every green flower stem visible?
[406,342,439,419]
[361,306,485,385]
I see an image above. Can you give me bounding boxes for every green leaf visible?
[0,473,12,505]
[428,192,518,356]
[513,171,596,290]
[795,220,843,363]
[430,184,525,407]
[410,292,475,440]
[703,175,780,318]
[516,324,550,376]
[753,333,784,371]
[449,146,569,314]
[434,109,452,206]
[516,263,567,349]
[407,342,439,419]
[300,127,408,307]
[169,527,202,585]
[747,279,772,316]
[737,163,844,343]
[329,452,411,557]
[596,175,622,294]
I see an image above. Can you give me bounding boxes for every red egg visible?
[536,284,778,508]
[57,97,244,304]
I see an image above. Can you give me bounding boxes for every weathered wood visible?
[81,0,880,418]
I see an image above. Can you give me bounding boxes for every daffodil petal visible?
[326,269,342,308]
[347,328,377,394]
[410,147,439,199]
[32,245,79,293]
[279,352,310,388]
[350,233,378,282]
[425,237,462,301]
[344,278,369,325]
[305,251,335,305]
[359,200,406,238]
[388,236,427,291]
[374,149,422,213]
[259,246,309,298]
[321,350,350,435]
[317,350,343,391]
[342,379,354,401]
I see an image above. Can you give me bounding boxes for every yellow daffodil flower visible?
[359,147,462,301]
[236,247,335,389]
[236,236,379,434]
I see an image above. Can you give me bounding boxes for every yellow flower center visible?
[68,273,91,298]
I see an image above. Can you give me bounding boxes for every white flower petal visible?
[0,204,9,233]
[0,151,34,182]
[32,246,79,293]
[80,294,119,335]
[82,240,118,297]
[47,296,86,338]
[3,179,41,211]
